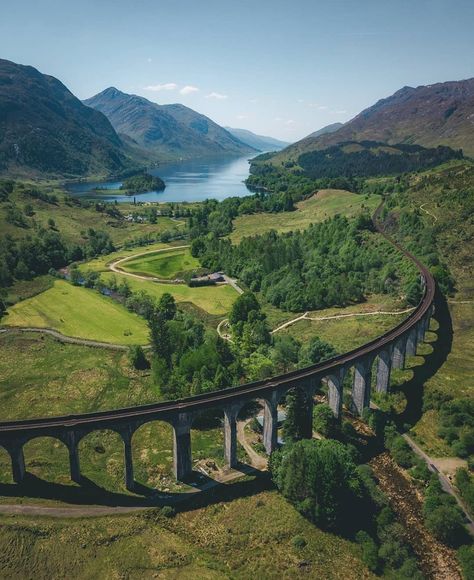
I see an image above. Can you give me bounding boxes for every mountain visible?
[225,127,289,151]
[274,78,474,162]
[0,59,137,178]
[307,122,343,139]
[84,88,256,161]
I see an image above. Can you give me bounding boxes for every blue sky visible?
[1,0,473,141]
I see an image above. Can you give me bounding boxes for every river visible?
[67,155,255,203]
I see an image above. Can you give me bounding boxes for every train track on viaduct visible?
[0,200,436,490]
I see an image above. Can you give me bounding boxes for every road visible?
[403,434,474,535]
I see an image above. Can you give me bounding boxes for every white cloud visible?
[285,119,294,125]
[318,105,329,110]
[236,114,247,120]
[147,58,152,63]
[249,98,258,103]
[206,91,228,100]
[144,82,177,92]
[274,117,283,122]
[335,109,347,114]
[297,99,304,103]
[180,85,199,95]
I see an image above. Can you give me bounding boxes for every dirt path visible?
[237,419,268,470]
[0,327,142,351]
[420,202,438,222]
[370,452,462,580]
[271,307,415,334]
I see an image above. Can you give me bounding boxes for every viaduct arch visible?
[0,204,436,491]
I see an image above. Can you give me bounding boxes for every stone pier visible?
[10,445,26,484]
[351,357,372,415]
[173,413,192,481]
[376,348,392,394]
[392,336,407,370]
[223,406,238,468]
[263,395,278,454]
[327,370,345,418]
[66,432,81,484]
[122,430,134,491]
[405,328,417,357]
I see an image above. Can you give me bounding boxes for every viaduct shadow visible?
[395,287,453,429]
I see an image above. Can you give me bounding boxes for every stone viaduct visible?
[0,210,436,492]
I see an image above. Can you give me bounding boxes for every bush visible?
[160,506,176,518]
[425,505,465,546]
[458,545,474,580]
[454,468,474,515]
[128,345,149,370]
[355,530,379,572]
[272,439,362,530]
[291,535,307,549]
[313,403,337,437]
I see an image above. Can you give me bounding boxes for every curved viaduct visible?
[0,206,436,491]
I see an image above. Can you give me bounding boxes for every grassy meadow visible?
[0,487,373,579]
[3,279,149,345]
[122,247,200,279]
[230,189,380,242]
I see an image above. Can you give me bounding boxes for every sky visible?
[1,0,473,141]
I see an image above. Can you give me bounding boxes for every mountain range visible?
[0,59,137,178]
[84,88,255,162]
[273,78,474,163]
[224,127,289,151]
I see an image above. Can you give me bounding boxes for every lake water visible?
[68,155,255,203]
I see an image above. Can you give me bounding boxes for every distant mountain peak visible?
[84,89,255,161]
[272,77,474,161]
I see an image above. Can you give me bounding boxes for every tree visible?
[282,388,313,443]
[149,310,172,366]
[313,404,337,437]
[228,292,261,325]
[271,439,362,530]
[299,337,337,367]
[128,345,149,370]
[157,293,177,321]
[425,505,465,546]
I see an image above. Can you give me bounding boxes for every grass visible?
[3,279,149,345]
[0,488,373,579]
[100,272,238,317]
[265,293,409,353]
[78,241,172,273]
[0,181,183,247]
[122,247,200,279]
[230,189,380,242]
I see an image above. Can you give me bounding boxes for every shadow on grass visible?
[0,465,272,511]
[394,288,453,429]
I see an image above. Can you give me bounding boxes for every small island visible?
[120,173,166,195]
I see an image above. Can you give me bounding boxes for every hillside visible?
[273,78,474,162]
[84,88,256,161]
[307,122,343,139]
[0,60,138,178]
[225,127,289,151]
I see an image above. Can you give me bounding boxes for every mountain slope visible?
[225,127,289,151]
[84,88,256,161]
[274,78,474,162]
[0,59,136,178]
[307,122,343,139]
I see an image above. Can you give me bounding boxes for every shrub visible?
[128,345,149,370]
[313,403,337,437]
[355,530,379,572]
[458,545,474,580]
[292,535,307,549]
[425,505,465,546]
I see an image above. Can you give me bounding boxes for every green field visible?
[0,487,372,579]
[100,272,238,316]
[79,242,171,273]
[230,189,380,242]
[3,280,149,345]
[122,247,200,279]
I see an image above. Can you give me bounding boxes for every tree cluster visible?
[192,214,415,312]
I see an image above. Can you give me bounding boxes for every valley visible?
[0,21,473,576]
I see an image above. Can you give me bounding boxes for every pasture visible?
[230,189,380,242]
